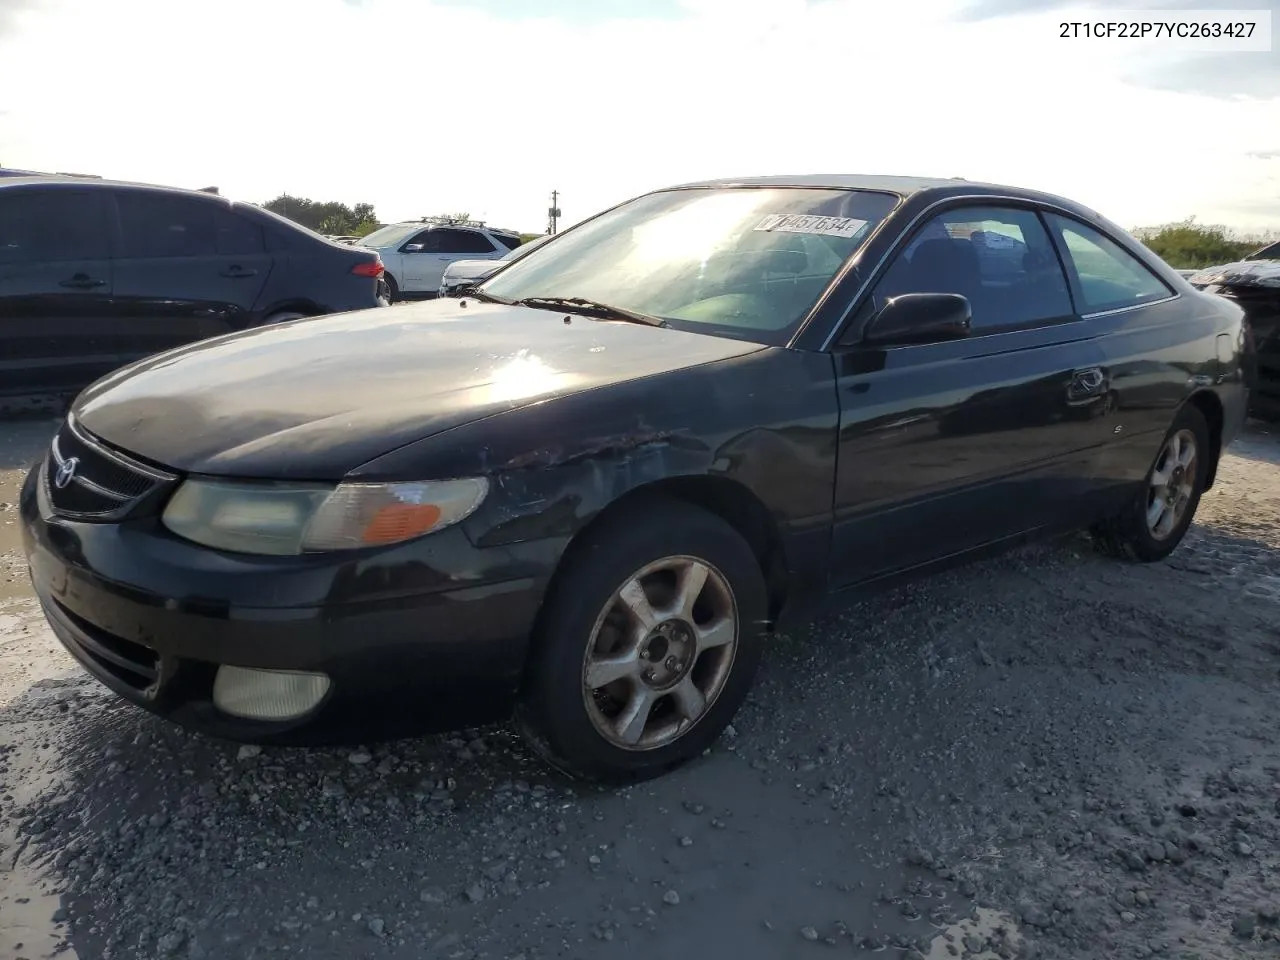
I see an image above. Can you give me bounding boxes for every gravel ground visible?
[2,415,1280,960]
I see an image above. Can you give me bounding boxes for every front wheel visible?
[516,497,768,783]
[1090,403,1211,562]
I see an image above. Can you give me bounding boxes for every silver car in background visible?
[438,234,552,297]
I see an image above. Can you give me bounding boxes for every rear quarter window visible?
[1046,215,1173,314]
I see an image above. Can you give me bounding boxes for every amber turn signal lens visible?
[360,502,444,544]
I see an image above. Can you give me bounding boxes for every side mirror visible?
[403,243,425,253]
[863,293,972,346]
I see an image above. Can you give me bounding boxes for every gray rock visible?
[1232,914,1257,939]
[662,890,680,906]
[1022,905,1051,928]
[156,929,188,955]
[236,744,261,761]
[800,926,819,941]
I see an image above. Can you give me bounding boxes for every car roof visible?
[390,220,519,235]
[0,174,222,197]
[659,173,1090,212]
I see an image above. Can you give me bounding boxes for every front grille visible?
[44,417,178,520]
[49,598,160,692]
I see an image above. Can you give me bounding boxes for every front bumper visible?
[19,463,561,745]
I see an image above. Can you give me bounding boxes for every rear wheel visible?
[1090,403,1211,562]
[516,497,768,783]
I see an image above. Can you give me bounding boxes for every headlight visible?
[161,477,489,556]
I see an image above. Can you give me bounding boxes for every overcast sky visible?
[0,0,1276,233]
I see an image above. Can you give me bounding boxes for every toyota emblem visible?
[54,456,80,490]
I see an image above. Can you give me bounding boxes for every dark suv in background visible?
[0,176,387,404]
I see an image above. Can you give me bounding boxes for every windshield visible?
[480,187,899,344]
[358,223,419,248]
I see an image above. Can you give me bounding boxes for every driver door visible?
[828,203,1110,588]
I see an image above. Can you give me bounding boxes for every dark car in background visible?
[0,176,387,402]
[20,174,1248,783]
[1188,245,1279,419]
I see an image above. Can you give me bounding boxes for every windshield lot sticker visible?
[754,214,868,238]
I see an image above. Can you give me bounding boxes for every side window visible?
[214,210,265,255]
[117,192,217,259]
[433,229,496,255]
[869,205,1073,333]
[1046,215,1172,313]
[0,190,110,264]
[492,233,523,251]
[404,229,437,251]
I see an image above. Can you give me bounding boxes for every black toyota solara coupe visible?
[20,174,1250,783]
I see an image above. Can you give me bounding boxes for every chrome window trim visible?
[808,193,1182,352]
[1080,294,1181,320]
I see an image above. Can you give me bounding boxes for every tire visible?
[516,496,768,784]
[1090,402,1211,562]
[383,273,400,303]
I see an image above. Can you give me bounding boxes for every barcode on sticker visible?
[754,214,867,238]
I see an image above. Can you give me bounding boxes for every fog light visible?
[212,666,331,721]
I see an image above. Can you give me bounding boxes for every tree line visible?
[1133,217,1277,268]
[261,195,381,237]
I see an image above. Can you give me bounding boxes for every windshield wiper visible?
[463,289,514,304]
[515,296,668,328]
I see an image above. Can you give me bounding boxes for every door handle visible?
[59,274,106,290]
[220,266,259,278]
[1067,366,1106,401]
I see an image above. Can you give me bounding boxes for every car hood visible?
[72,300,763,479]
[1189,259,1280,289]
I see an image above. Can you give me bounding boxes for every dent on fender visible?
[468,427,709,548]
[378,347,840,558]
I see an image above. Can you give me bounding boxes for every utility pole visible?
[547,189,561,235]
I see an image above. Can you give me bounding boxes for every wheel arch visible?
[258,298,323,321]
[1185,389,1225,489]
[539,475,791,633]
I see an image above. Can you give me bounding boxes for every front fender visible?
[351,348,841,556]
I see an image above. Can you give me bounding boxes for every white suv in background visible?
[357,217,521,301]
